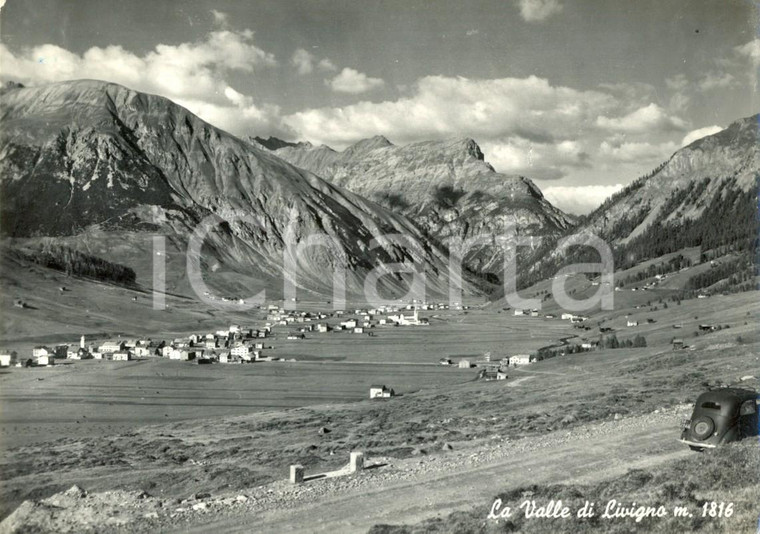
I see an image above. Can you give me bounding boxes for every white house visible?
[459,359,473,368]
[160,345,174,358]
[134,346,152,357]
[508,355,532,366]
[627,320,639,327]
[369,385,395,399]
[230,345,252,358]
[112,351,131,361]
[316,323,328,333]
[340,319,358,329]
[32,346,51,358]
[514,309,525,316]
[398,309,428,326]
[218,352,237,364]
[0,353,15,367]
[36,354,53,366]
[67,347,90,360]
[99,341,125,354]
[353,327,364,334]
[561,313,574,320]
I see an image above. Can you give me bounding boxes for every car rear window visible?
[701,401,721,410]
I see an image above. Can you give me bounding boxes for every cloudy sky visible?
[1,0,757,214]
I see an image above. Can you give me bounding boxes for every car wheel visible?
[691,416,715,440]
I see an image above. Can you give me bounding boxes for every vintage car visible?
[680,388,758,450]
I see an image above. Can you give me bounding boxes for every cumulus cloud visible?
[317,58,337,72]
[291,48,315,75]
[0,29,288,137]
[291,48,337,75]
[542,184,624,215]
[284,74,693,179]
[596,103,687,133]
[287,75,617,147]
[681,125,723,147]
[665,74,689,92]
[211,9,229,28]
[480,137,590,180]
[699,71,736,91]
[516,0,563,22]
[735,38,760,64]
[327,67,385,94]
[598,138,677,164]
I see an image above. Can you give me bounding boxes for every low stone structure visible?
[289,464,304,484]
[350,451,364,473]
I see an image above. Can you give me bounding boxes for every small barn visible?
[369,385,395,399]
[0,352,17,367]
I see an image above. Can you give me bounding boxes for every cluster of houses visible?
[2,323,274,368]
[438,352,533,381]
[513,309,588,324]
[268,304,430,338]
[2,302,440,368]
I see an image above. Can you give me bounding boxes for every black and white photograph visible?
[0,1,758,532]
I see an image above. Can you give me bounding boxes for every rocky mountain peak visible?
[459,138,485,161]
[266,133,574,273]
[343,135,394,156]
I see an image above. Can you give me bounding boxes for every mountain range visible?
[253,135,574,274]
[0,79,756,301]
[0,80,473,299]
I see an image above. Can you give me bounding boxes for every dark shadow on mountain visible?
[434,185,467,208]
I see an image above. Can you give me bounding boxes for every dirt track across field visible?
[173,410,691,534]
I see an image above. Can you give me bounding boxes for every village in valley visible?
[0,295,604,397]
[1,291,684,396]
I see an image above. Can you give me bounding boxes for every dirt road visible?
[174,409,691,534]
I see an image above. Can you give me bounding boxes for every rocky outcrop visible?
[265,136,574,273]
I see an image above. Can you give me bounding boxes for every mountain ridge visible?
[518,113,759,291]
[0,79,476,298]
[258,134,574,274]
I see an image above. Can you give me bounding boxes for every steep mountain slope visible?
[259,136,574,274]
[587,113,758,245]
[0,80,473,299]
[520,114,759,290]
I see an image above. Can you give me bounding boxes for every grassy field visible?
[0,358,475,450]
[0,304,577,451]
